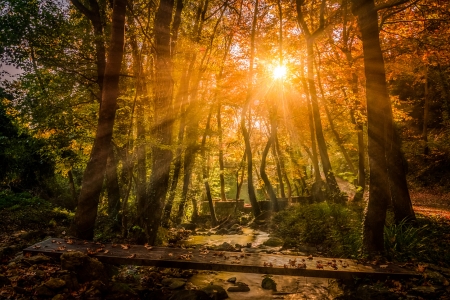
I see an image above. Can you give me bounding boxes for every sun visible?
[273,65,287,79]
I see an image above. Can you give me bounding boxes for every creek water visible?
[183,228,330,299]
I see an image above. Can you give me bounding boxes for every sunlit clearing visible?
[273,65,287,79]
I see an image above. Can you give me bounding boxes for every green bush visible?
[0,190,48,210]
[271,202,362,257]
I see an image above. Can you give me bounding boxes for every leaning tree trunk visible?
[144,0,176,245]
[71,0,126,240]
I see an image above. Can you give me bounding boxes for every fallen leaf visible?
[104,250,109,254]
[62,231,66,235]
[380,265,389,269]
[128,254,136,258]
[121,244,130,250]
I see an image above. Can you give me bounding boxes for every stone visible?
[263,237,284,247]
[227,282,250,292]
[201,284,228,300]
[214,242,236,252]
[60,274,79,290]
[227,277,236,284]
[0,274,11,287]
[410,286,440,298]
[44,278,66,290]
[25,254,51,264]
[215,228,229,235]
[60,251,106,283]
[162,278,186,290]
[169,290,210,300]
[261,277,277,291]
[35,284,55,297]
[230,224,241,231]
[110,282,137,296]
[180,223,196,231]
[13,286,28,295]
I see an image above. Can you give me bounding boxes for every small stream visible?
[181,227,270,248]
[182,228,330,299]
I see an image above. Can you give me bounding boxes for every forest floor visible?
[1,191,450,299]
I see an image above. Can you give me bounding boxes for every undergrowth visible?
[271,202,362,258]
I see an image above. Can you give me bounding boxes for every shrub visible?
[271,202,362,257]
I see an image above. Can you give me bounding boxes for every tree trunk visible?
[422,65,429,155]
[106,146,121,219]
[67,169,77,208]
[306,40,342,202]
[71,0,126,240]
[351,0,391,253]
[299,60,321,182]
[217,101,227,201]
[130,35,148,225]
[241,0,261,217]
[145,0,176,245]
[260,109,279,212]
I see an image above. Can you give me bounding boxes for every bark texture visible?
[71,0,126,240]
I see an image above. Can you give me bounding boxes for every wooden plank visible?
[23,238,419,280]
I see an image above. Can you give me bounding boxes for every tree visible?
[351,0,415,253]
[71,0,127,240]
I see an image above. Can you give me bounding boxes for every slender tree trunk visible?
[241,0,261,217]
[106,146,121,218]
[130,35,148,224]
[68,169,77,207]
[217,101,227,201]
[71,0,126,240]
[299,60,321,182]
[260,108,279,211]
[201,111,217,226]
[423,65,429,155]
[273,144,286,199]
[145,0,176,245]
[306,40,342,201]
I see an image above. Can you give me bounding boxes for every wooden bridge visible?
[24,238,419,281]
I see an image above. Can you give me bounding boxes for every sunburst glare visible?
[273,65,287,79]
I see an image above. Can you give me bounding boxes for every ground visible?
[0,189,449,299]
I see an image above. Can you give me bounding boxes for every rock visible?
[110,282,137,296]
[0,274,11,287]
[214,242,236,252]
[201,284,228,300]
[230,224,241,231]
[424,270,448,285]
[227,277,236,284]
[263,237,284,247]
[60,251,106,283]
[169,290,210,300]
[52,295,65,300]
[355,284,399,300]
[60,274,79,290]
[13,286,28,295]
[180,223,196,231]
[311,180,328,202]
[227,282,250,292]
[44,278,66,290]
[215,228,229,235]
[35,284,55,297]
[410,286,440,298]
[25,254,51,264]
[162,278,186,290]
[261,277,277,291]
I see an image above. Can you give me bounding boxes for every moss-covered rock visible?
[60,251,106,283]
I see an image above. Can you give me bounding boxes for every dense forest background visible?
[1,0,449,252]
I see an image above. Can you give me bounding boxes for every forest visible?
[1,0,450,299]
